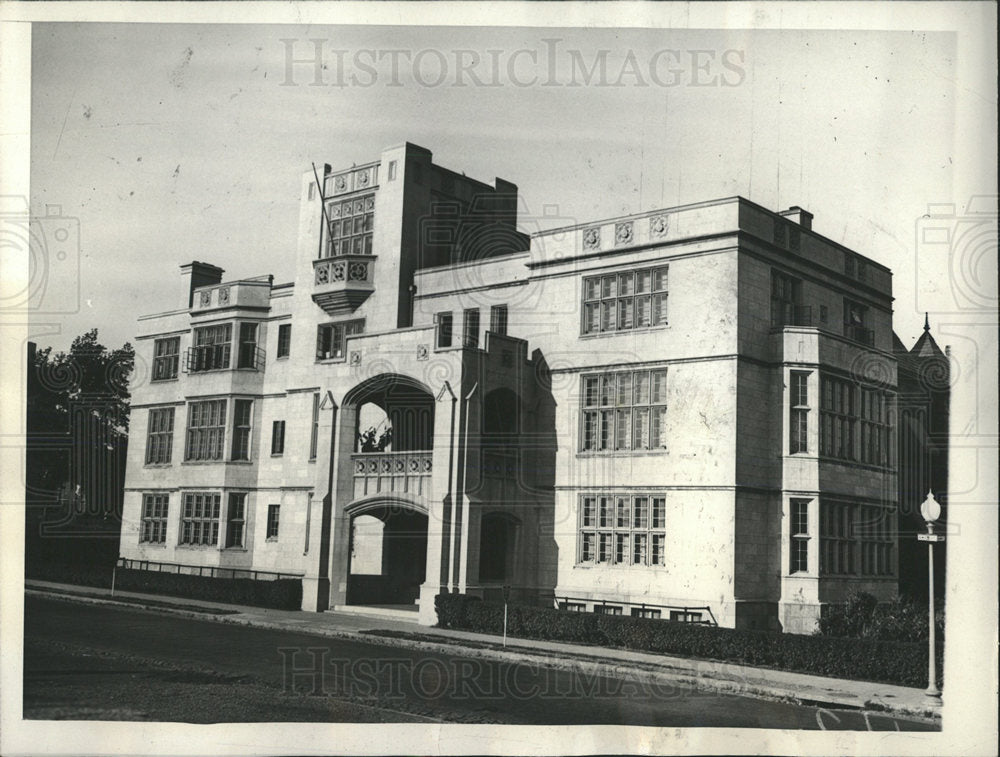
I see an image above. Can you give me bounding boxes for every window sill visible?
[150,377,180,383]
[315,356,347,364]
[266,537,279,543]
[576,449,668,458]
[137,542,167,548]
[276,356,289,361]
[223,546,248,552]
[579,324,669,339]
[573,563,668,570]
[176,544,220,550]
[143,463,174,469]
[270,453,284,458]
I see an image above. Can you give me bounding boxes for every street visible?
[23,595,937,729]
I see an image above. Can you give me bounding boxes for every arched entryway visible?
[346,498,428,607]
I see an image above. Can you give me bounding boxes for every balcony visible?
[771,303,813,328]
[843,323,875,346]
[351,451,432,502]
[312,255,376,316]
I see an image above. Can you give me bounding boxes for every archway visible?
[346,498,428,607]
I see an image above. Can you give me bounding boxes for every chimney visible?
[179,261,224,309]
[779,206,813,230]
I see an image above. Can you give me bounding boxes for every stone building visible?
[119,142,901,633]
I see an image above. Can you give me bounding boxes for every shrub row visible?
[26,561,115,589]
[818,591,945,643]
[114,569,302,610]
[435,594,943,688]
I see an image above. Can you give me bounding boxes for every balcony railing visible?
[771,303,813,328]
[844,323,875,346]
[312,254,376,316]
[351,451,432,501]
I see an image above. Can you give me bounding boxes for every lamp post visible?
[918,490,944,699]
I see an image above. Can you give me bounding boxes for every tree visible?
[25,330,134,572]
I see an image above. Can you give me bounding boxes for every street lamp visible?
[918,490,944,699]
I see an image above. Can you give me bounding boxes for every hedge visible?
[114,568,302,610]
[435,593,944,688]
[26,561,115,589]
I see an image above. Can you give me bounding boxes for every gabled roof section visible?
[911,313,947,361]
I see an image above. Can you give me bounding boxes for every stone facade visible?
[120,142,900,632]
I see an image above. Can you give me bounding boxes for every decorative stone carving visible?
[199,290,211,307]
[334,175,348,193]
[583,227,601,250]
[649,215,668,238]
[349,350,362,366]
[315,265,329,285]
[357,170,370,187]
[217,286,230,305]
[348,262,368,281]
[615,222,634,246]
[416,344,429,361]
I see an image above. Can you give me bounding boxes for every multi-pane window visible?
[631,608,661,619]
[152,337,180,381]
[463,308,480,348]
[145,407,175,465]
[185,400,227,461]
[771,270,806,327]
[790,499,810,573]
[225,493,247,548]
[231,400,253,461]
[789,371,810,454]
[316,319,364,360]
[326,194,374,257]
[581,369,668,452]
[490,305,508,336]
[578,493,667,566]
[582,265,668,334]
[820,376,856,461]
[436,312,453,348]
[266,504,280,540]
[820,501,895,577]
[190,324,232,372]
[140,493,169,543]
[670,610,703,623]
[271,420,286,455]
[237,323,259,369]
[180,492,221,546]
[309,392,320,460]
[819,501,856,576]
[276,324,291,358]
[843,299,873,345]
[859,388,891,467]
[594,604,623,616]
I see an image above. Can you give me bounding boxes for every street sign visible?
[918,533,945,542]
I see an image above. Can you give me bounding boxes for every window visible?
[152,337,180,381]
[789,371,810,454]
[316,320,364,360]
[578,493,667,566]
[820,500,895,577]
[820,376,856,461]
[463,308,480,348]
[631,607,661,619]
[231,399,253,461]
[189,324,232,372]
[670,611,703,623]
[819,501,855,575]
[790,499,810,573]
[593,604,622,615]
[581,369,667,452]
[180,493,220,546]
[843,299,873,345]
[771,270,807,327]
[582,265,668,334]
[559,602,586,612]
[267,504,280,540]
[388,160,397,181]
[225,493,246,548]
[140,493,169,543]
[326,193,374,257]
[145,407,175,465]
[271,420,286,455]
[185,400,227,461]
[276,324,291,358]
[490,305,508,336]
[309,392,320,460]
[859,388,891,467]
[237,322,259,369]
[436,312,453,348]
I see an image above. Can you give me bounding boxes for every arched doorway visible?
[346,498,428,607]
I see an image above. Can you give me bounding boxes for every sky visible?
[20,16,996,353]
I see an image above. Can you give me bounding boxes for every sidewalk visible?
[24,580,942,721]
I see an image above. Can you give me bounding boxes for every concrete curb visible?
[25,587,941,722]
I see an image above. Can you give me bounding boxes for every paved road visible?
[23,596,937,729]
